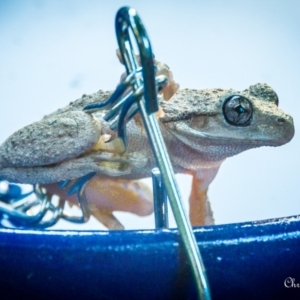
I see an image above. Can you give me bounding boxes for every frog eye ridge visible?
[222,95,253,126]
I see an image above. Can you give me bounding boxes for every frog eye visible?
[222,95,253,126]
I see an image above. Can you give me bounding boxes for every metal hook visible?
[0,184,50,227]
[115,7,158,114]
[114,7,211,300]
[0,174,93,228]
[84,67,143,112]
[116,75,168,146]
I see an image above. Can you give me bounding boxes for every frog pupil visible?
[234,105,246,114]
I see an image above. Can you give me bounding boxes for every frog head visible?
[160,83,294,161]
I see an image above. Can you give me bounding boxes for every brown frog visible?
[0,68,294,229]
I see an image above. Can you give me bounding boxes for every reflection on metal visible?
[0,6,211,299]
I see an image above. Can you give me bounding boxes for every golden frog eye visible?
[222,95,253,126]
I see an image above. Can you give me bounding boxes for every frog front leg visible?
[43,175,153,230]
[188,166,220,226]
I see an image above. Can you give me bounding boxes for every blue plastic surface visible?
[0,215,300,299]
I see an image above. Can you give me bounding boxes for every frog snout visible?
[276,113,294,143]
[277,117,286,124]
[273,111,293,126]
[276,114,293,125]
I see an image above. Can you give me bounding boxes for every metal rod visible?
[115,7,211,300]
[152,168,168,229]
[139,101,211,300]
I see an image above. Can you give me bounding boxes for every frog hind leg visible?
[84,176,153,216]
[43,175,154,229]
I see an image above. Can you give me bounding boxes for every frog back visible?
[0,111,101,168]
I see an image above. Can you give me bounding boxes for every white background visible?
[0,0,299,230]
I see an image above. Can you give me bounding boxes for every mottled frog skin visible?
[0,82,294,228]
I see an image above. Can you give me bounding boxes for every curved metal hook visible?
[84,67,143,113]
[0,185,50,227]
[116,75,168,146]
[115,7,158,114]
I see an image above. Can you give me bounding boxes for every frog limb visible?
[43,175,153,230]
[117,50,180,101]
[0,151,148,184]
[89,208,124,230]
[187,167,220,226]
[0,111,102,168]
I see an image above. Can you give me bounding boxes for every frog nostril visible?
[277,117,285,124]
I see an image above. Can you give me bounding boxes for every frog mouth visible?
[165,121,285,147]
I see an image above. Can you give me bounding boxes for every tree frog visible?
[0,64,294,229]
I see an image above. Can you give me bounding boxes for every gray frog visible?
[0,81,294,228]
